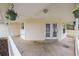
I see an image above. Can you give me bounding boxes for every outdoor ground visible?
[13,35,75,56]
[0,38,9,56]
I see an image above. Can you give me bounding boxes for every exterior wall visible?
[25,22,45,40]
[0,21,66,41]
[0,24,8,37]
[58,24,66,40]
[8,22,20,36]
[20,23,26,40]
[0,22,21,37]
[23,21,66,40]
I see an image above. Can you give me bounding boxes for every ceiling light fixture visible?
[43,9,48,14]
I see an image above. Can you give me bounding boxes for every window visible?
[46,24,50,37]
[53,24,57,37]
[21,23,24,29]
[78,20,79,30]
[46,24,57,38]
[63,25,65,33]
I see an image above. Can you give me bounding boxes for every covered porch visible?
[0,3,78,56]
[12,34,75,56]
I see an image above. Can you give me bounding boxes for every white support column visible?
[75,18,79,56]
[58,24,63,41]
[75,18,79,40]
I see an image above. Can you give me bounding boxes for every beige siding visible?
[8,23,20,36]
[25,22,45,40]
[24,20,66,40]
[0,24,8,37]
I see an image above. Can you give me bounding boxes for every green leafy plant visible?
[5,9,17,21]
[73,6,79,18]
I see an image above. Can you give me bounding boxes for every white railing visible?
[6,24,21,56]
[75,18,79,56]
[75,39,79,56]
[8,35,21,56]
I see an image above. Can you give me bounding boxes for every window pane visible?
[78,20,79,30]
[63,25,65,33]
[46,24,50,37]
[21,23,24,29]
[53,24,57,37]
[46,33,50,37]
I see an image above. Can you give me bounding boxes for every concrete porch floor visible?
[13,36,75,56]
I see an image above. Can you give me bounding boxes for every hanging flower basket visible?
[5,9,17,21]
[73,6,79,18]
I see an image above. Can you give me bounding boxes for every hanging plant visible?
[5,4,17,21]
[73,6,79,18]
[5,9,17,21]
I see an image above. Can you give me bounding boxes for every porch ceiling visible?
[0,3,75,24]
[14,3,75,23]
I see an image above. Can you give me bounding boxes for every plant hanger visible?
[5,3,17,21]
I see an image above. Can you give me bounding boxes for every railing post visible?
[8,39,11,56]
[75,18,79,40]
[75,18,79,56]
